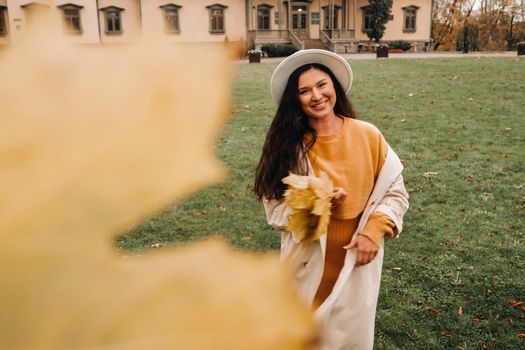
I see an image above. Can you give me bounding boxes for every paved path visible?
[237,51,520,65]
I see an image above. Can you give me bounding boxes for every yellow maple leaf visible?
[282,172,333,242]
[0,13,316,350]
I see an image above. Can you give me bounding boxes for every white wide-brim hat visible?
[270,49,353,105]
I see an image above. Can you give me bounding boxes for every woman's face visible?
[297,67,337,121]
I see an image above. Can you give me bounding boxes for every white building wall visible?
[55,0,100,44]
[3,0,102,44]
[355,0,431,43]
[142,0,246,43]
[98,0,141,43]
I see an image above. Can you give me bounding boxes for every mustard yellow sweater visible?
[306,117,396,246]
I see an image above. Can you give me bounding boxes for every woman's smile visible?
[310,100,328,109]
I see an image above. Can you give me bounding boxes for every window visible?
[322,6,339,30]
[403,6,418,32]
[362,6,373,32]
[257,4,272,30]
[206,4,227,33]
[58,4,83,34]
[160,4,181,33]
[274,11,283,25]
[0,6,6,36]
[100,6,124,34]
[311,12,319,25]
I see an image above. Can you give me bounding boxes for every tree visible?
[366,0,393,43]
[456,22,480,51]
[432,0,475,50]
[432,0,525,51]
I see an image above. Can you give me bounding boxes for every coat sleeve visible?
[263,198,292,231]
[373,173,409,236]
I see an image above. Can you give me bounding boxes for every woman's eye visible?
[299,90,309,95]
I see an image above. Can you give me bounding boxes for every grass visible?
[117,57,525,349]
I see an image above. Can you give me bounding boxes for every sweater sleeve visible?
[359,212,396,247]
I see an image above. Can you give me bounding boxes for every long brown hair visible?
[254,63,357,200]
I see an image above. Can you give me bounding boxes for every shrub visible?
[389,40,412,51]
[261,44,298,57]
[456,23,479,51]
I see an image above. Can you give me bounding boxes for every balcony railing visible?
[247,30,290,41]
[322,29,355,40]
[247,29,304,50]
[288,30,304,50]
[320,30,335,52]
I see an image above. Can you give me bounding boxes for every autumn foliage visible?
[432,0,525,51]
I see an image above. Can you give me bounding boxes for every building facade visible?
[0,0,432,52]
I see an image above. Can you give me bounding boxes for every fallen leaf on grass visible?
[421,306,439,315]
[510,300,524,308]
[518,333,525,340]
[241,236,251,241]
[225,193,237,201]
[472,315,483,323]
[423,172,438,178]
[483,340,490,349]
[459,306,463,318]
[439,330,446,336]
[150,243,161,248]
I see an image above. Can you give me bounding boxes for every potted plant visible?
[247,49,262,63]
[365,0,393,58]
[376,44,389,58]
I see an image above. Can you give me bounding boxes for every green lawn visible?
[118,57,525,349]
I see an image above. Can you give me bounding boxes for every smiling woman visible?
[254,49,409,350]
[298,68,338,124]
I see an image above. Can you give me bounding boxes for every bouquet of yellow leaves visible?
[282,171,334,242]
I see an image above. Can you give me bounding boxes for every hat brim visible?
[270,49,353,105]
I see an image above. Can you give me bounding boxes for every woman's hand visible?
[343,235,379,267]
[331,187,347,206]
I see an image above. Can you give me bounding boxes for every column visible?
[253,0,259,34]
[319,0,322,33]
[288,0,291,31]
[330,0,334,31]
[278,0,282,32]
[342,0,346,31]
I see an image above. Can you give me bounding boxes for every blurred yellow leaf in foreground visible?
[0,15,316,350]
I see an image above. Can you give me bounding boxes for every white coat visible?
[263,146,409,350]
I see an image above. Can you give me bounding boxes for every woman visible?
[254,49,409,349]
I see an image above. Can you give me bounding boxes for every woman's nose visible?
[312,88,321,100]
